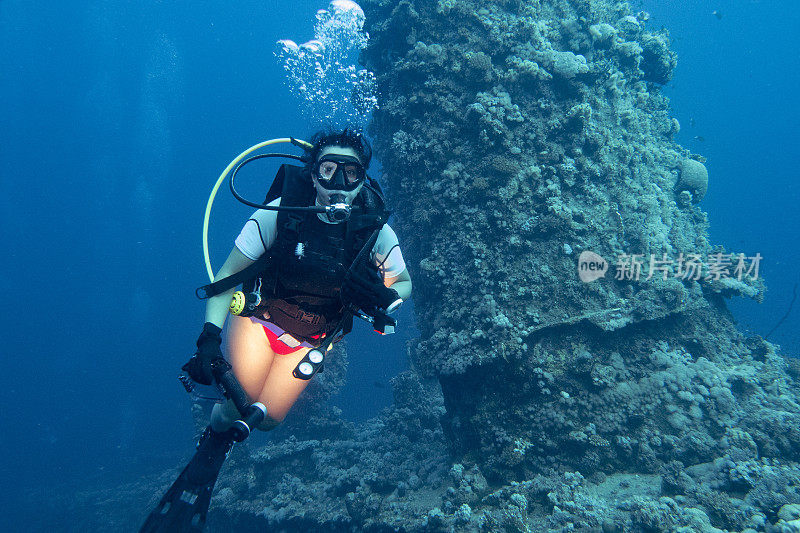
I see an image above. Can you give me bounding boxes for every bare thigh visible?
[225,315,313,423]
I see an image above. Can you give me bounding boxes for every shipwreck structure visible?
[89,1,800,531]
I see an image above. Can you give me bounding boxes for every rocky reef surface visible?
[68,1,800,532]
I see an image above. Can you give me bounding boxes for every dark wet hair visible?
[306,128,372,169]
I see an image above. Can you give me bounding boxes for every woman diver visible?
[187,129,411,432]
[141,129,411,533]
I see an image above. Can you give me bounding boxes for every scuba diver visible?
[141,129,411,532]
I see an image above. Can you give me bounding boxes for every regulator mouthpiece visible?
[326,193,351,222]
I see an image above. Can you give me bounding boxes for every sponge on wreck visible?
[676,158,708,203]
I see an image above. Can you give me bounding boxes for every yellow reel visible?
[229,291,247,315]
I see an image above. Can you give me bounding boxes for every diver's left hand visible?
[341,266,400,313]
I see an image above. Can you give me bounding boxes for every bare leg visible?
[210,315,272,432]
[210,315,312,432]
[226,315,275,398]
[255,346,313,425]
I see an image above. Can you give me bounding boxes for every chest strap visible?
[196,255,271,299]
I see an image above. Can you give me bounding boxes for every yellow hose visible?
[203,138,312,281]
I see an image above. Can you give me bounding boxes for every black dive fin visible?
[140,428,233,533]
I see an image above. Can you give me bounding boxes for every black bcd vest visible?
[246,164,389,344]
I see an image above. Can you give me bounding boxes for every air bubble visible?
[274,1,378,129]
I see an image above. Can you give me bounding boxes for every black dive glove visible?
[182,322,223,386]
[341,264,401,314]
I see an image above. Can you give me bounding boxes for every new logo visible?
[578,251,608,282]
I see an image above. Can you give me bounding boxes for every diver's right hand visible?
[182,322,223,385]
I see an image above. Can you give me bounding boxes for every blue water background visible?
[641,0,800,351]
[0,0,797,529]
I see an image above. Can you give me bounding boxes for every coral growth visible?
[75,1,796,531]
[677,157,710,204]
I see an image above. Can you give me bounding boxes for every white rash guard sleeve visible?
[234,199,280,260]
[371,224,406,279]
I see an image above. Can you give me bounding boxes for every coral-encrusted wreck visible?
[342,1,799,531]
[97,1,800,531]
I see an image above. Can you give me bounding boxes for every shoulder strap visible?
[262,164,287,205]
[349,177,391,232]
[197,164,312,299]
[342,178,391,263]
[265,164,314,205]
[275,164,316,244]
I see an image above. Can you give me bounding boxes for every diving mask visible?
[312,154,366,191]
